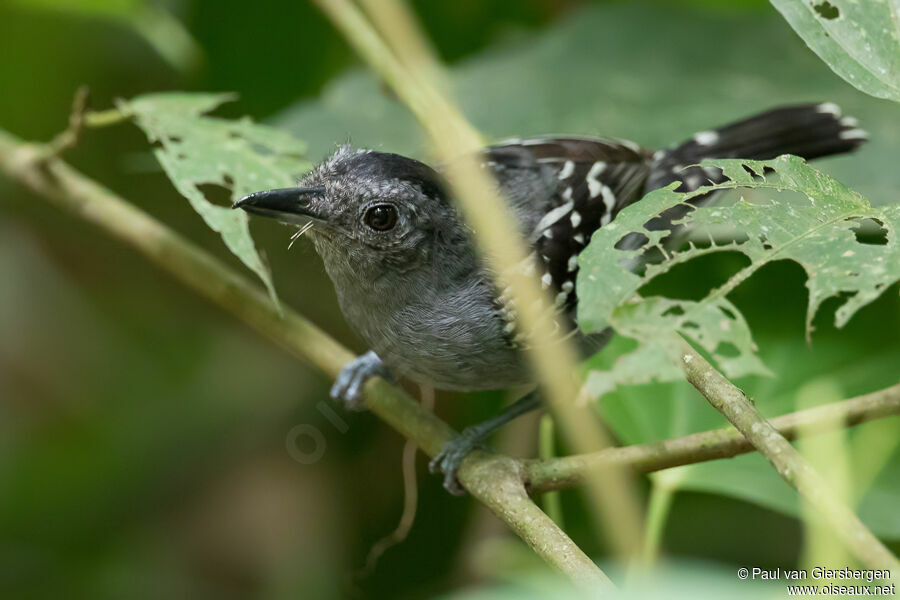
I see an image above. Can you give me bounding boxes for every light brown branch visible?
[526,382,900,492]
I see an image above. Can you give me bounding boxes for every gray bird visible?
[235,103,865,494]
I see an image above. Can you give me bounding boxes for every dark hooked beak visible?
[232,187,326,226]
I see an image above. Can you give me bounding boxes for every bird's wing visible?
[475,136,653,346]
[484,136,651,302]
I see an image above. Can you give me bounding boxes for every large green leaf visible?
[119,92,312,307]
[771,0,900,103]
[275,2,900,207]
[578,156,900,385]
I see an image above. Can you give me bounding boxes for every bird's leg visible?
[429,390,543,495]
[330,350,393,412]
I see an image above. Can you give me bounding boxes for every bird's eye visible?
[364,204,398,231]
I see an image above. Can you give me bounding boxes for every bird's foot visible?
[428,391,543,495]
[330,351,392,412]
[428,426,492,496]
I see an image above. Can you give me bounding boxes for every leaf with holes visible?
[577,155,900,390]
[771,0,900,102]
[119,92,312,307]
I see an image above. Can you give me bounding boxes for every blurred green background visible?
[1,0,898,599]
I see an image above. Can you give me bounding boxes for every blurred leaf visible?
[439,559,781,599]
[9,0,140,18]
[771,0,900,103]
[8,0,202,73]
[120,92,312,307]
[578,156,900,385]
[276,2,900,207]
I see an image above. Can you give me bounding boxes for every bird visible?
[234,103,866,494]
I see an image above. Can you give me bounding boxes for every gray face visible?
[235,146,470,279]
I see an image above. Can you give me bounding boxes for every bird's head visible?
[234,146,471,285]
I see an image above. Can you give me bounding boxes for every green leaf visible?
[771,0,900,103]
[7,0,202,73]
[119,92,312,308]
[578,155,900,383]
[8,0,140,18]
[583,338,684,400]
[435,561,783,599]
[275,2,900,207]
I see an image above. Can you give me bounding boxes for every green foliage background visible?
[0,1,898,599]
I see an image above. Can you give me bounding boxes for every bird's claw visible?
[330,351,391,412]
[428,428,490,496]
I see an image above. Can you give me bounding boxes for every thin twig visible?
[357,385,435,579]
[678,339,899,571]
[36,86,91,161]
[526,382,900,492]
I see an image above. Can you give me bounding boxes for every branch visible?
[678,339,900,572]
[526,382,900,492]
[0,129,612,589]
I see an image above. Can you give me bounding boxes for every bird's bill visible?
[232,187,326,226]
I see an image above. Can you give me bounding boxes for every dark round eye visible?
[364,204,398,231]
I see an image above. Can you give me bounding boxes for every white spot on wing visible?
[541,272,553,289]
[586,161,607,198]
[558,160,575,180]
[567,254,578,272]
[570,211,582,227]
[600,185,616,214]
[535,200,574,233]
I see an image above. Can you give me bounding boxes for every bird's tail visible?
[647,103,868,192]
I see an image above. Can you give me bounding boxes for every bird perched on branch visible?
[235,103,866,494]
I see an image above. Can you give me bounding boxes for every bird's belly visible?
[381,341,529,391]
[362,315,531,392]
